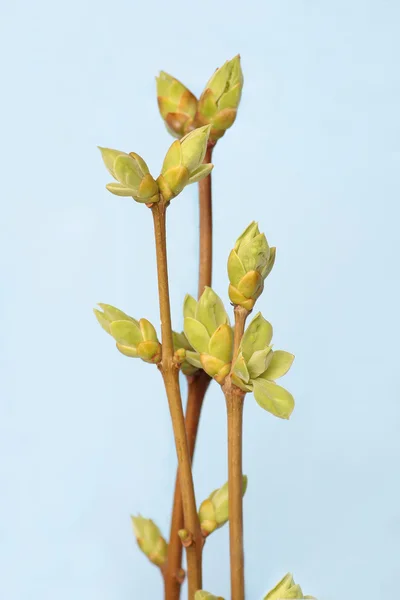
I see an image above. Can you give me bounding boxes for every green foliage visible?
[183,288,233,384]
[156,71,198,138]
[156,55,243,145]
[228,221,275,310]
[98,148,159,203]
[99,126,213,205]
[94,304,161,364]
[158,126,213,201]
[232,312,295,419]
[197,55,244,142]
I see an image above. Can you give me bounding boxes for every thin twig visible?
[151,201,203,599]
[164,146,213,600]
[164,371,210,599]
[223,305,249,600]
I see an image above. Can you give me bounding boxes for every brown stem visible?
[223,305,249,600]
[198,146,213,297]
[225,386,245,600]
[164,147,214,600]
[164,371,210,599]
[232,306,249,365]
[151,202,202,599]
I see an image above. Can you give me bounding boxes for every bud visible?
[157,126,213,202]
[156,71,198,138]
[232,313,295,419]
[131,516,168,567]
[94,304,161,364]
[197,55,243,142]
[198,476,247,536]
[264,573,317,599]
[183,288,232,384]
[195,592,225,600]
[228,221,275,310]
[172,331,199,376]
[98,147,159,204]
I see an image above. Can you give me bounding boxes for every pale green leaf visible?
[109,320,142,347]
[105,183,135,196]
[208,324,233,363]
[139,318,158,343]
[187,163,213,184]
[247,346,273,379]
[232,352,250,383]
[184,317,210,354]
[252,378,294,419]
[227,249,246,286]
[263,350,294,380]
[241,313,273,361]
[185,350,202,369]
[183,294,197,319]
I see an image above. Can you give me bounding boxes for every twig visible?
[151,201,203,599]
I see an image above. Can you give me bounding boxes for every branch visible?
[223,305,249,600]
[151,201,202,599]
[164,147,213,600]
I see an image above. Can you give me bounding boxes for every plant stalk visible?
[164,147,214,600]
[225,387,245,600]
[165,371,210,599]
[151,201,202,599]
[223,305,249,600]
[198,146,213,298]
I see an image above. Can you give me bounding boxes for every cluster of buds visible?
[195,592,224,600]
[157,125,213,202]
[98,148,159,203]
[228,222,276,311]
[156,55,244,144]
[264,573,316,599]
[156,71,198,138]
[183,288,233,384]
[99,127,212,205]
[198,476,247,537]
[232,313,295,419]
[93,304,161,364]
[196,55,244,143]
[131,516,168,568]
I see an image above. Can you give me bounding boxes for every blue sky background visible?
[1,1,399,599]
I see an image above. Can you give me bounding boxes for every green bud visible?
[264,573,316,599]
[98,147,159,204]
[198,476,247,536]
[172,330,199,376]
[158,126,213,201]
[195,592,225,600]
[231,313,295,418]
[156,71,198,138]
[94,304,161,364]
[198,499,217,535]
[228,222,275,309]
[183,288,232,384]
[200,355,230,384]
[131,516,168,567]
[197,55,243,142]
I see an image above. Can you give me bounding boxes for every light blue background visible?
[1,1,399,599]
